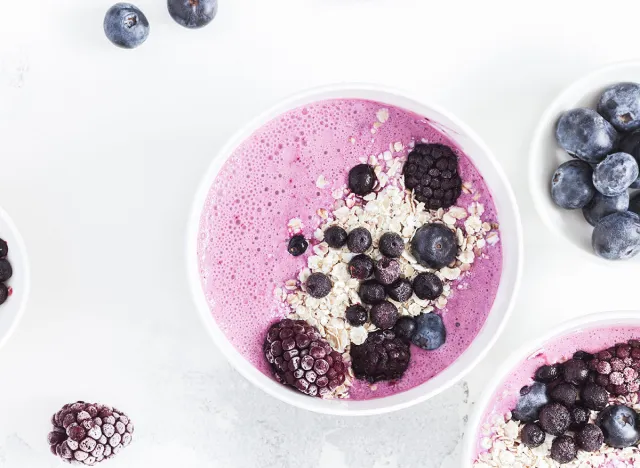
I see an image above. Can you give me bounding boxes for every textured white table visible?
[1,0,640,466]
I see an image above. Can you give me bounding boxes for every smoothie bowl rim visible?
[461,309,640,466]
[186,83,523,416]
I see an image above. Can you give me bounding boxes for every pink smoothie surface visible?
[473,324,640,459]
[197,98,503,401]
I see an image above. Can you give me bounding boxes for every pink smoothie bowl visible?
[185,84,523,415]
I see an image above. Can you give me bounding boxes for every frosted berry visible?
[345,304,368,327]
[576,424,604,452]
[385,278,413,302]
[351,330,410,383]
[520,423,545,448]
[347,227,372,253]
[550,435,577,464]
[581,383,608,411]
[549,382,578,407]
[534,364,561,383]
[359,280,386,305]
[370,301,398,329]
[538,402,571,435]
[378,232,404,258]
[569,406,590,431]
[348,254,374,280]
[562,359,589,385]
[373,257,401,286]
[306,273,332,298]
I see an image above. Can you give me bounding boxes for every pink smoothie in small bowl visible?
[197,98,503,401]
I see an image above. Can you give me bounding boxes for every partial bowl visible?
[530,60,640,263]
[186,83,523,415]
[0,206,30,351]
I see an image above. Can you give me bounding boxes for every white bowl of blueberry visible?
[0,205,29,350]
[530,61,640,262]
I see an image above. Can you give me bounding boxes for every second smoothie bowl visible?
[187,85,522,415]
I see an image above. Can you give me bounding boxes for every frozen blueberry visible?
[348,164,377,196]
[412,272,443,300]
[287,235,308,256]
[539,402,571,435]
[103,3,150,49]
[534,364,561,383]
[592,211,640,260]
[520,423,545,448]
[324,226,348,248]
[348,254,374,280]
[629,192,640,216]
[411,313,446,351]
[411,223,457,269]
[306,273,332,298]
[563,358,589,385]
[512,382,549,422]
[593,153,639,196]
[374,257,401,286]
[550,435,577,464]
[347,227,372,253]
[370,301,398,330]
[596,404,640,448]
[0,260,12,283]
[393,316,416,343]
[549,382,578,407]
[569,406,591,431]
[359,280,386,305]
[583,191,629,226]
[345,304,368,327]
[598,82,640,131]
[576,423,604,452]
[0,284,8,305]
[550,160,595,209]
[0,238,7,258]
[556,108,618,163]
[581,383,608,411]
[385,278,413,302]
[168,0,218,29]
[378,232,404,258]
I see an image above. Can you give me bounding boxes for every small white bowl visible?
[186,83,523,415]
[462,310,640,467]
[0,206,30,350]
[530,60,640,263]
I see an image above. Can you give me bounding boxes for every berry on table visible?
[373,257,401,286]
[593,152,639,196]
[351,330,410,383]
[385,278,413,302]
[348,164,377,196]
[583,191,629,226]
[411,223,457,269]
[550,435,577,464]
[378,232,404,258]
[592,211,640,260]
[168,0,218,29]
[555,108,618,163]
[347,227,372,253]
[348,254,374,280]
[305,273,332,298]
[358,280,386,305]
[520,422,545,448]
[596,404,640,448]
[345,304,368,327]
[598,82,640,131]
[370,301,399,329]
[550,160,595,209]
[323,226,348,248]
[412,272,443,300]
[512,382,549,422]
[103,3,150,49]
[411,313,446,351]
[287,235,308,256]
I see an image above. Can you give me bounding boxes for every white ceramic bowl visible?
[530,60,640,263]
[0,206,30,350]
[186,84,523,415]
[462,310,640,466]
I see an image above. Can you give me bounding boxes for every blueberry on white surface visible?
[556,108,618,163]
[592,211,640,260]
[583,191,629,226]
[168,0,218,29]
[593,153,639,196]
[103,3,149,49]
[550,160,595,209]
[598,82,640,132]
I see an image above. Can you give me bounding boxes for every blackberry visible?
[351,330,410,383]
[563,359,589,385]
[48,401,134,465]
[324,226,348,249]
[0,259,12,283]
[374,257,401,286]
[403,143,462,210]
[569,406,591,431]
[520,423,545,448]
[393,316,416,343]
[378,232,404,258]
[581,383,608,411]
[534,364,561,383]
[550,435,577,464]
[348,254,374,280]
[549,382,578,407]
[347,227,372,253]
[538,403,571,435]
[287,235,308,256]
[576,424,604,452]
[0,238,7,258]
[263,319,348,397]
[348,164,377,196]
[385,278,413,302]
[413,272,443,300]
[359,280,386,305]
[345,304,368,327]
[370,301,398,330]
[306,273,332,298]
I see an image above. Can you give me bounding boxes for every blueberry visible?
[556,108,618,163]
[305,273,332,298]
[358,280,386,305]
[370,301,399,329]
[168,0,218,29]
[583,191,629,226]
[348,164,377,196]
[550,160,595,209]
[592,211,640,260]
[520,423,545,448]
[598,82,640,131]
[593,152,639,196]
[385,278,413,302]
[411,223,457,269]
[549,382,578,407]
[550,435,577,464]
[287,235,308,256]
[347,227,372,253]
[512,382,550,422]
[596,404,640,448]
[348,254,374,280]
[412,272,443,300]
[324,226,348,248]
[0,284,8,305]
[0,238,7,258]
[103,3,150,49]
[0,260,12,283]
[411,313,446,351]
[378,232,404,258]
[345,304,368,327]
[562,358,589,385]
[569,406,591,431]
[581,383,608,411]
[539,402,571,435]
[576,423,604,452]
[534,364,561,383]
[629,192,640,216]
[393,316,416,343]
[373,257,401,286]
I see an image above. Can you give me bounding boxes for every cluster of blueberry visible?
[0,238,12,306]
[513,341,640,464]
[552,82,640,260]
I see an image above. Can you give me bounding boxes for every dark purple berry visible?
[0,284,7,305]
[167,0,218,29]
[563,359,589,385]
[374,257,401,286]
[287,235,308,256]
[0,238,7,258]
[581,383,608,411]
[534,364,561,383]
[348,164,377,196]
[378,232,404,258]
[348,254,373,279]
[596,405,640,448]
[412,272,443,300]
[306,273,332,298]
[550,435,577,464]
[549,382,578,407]
[576,424,604,452]
[520,423,545,448]
[351,330,410,383]
[0,260,12,283]
[347,227,372,253]
[324,226,348,248]
[359,280,386,305]
[570,406,590,430]
[370,301,398,329]
[411,313,446,351]
[385,278,413,302]
[573,350,595,361]
[538,403,571,435]
[345,304,368,327]
[411,223,457,269]
[512,382,549,422]
[393,316,416,343]
[104,3,150,49]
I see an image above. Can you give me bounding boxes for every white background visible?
[1,0,640,467]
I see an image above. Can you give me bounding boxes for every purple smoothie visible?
[197,98,503,400]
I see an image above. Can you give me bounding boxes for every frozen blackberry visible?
[570,406,591,430]
[351,330,410,383]
[370,301,398,330]
[0,259,12,283]
[0,284,7,305]
[412,272,443,300]
[403,143,462,210]
[550,382,579,407]
[550,435,577,464]
[287,235,308,256]
[324,226,348,249]
[520,423,545,448]
[378,232,404,258]
[0,238,7,258]
[577,424,604,452]
[539,402,571,435]
[306,273,332,298]
[359,280,386,305]
[348,164,377,195]
[374,257,401,286]
[347,227,372,253]
[385,278,413,302]
[393,316,416,343]
[345,304,368,327]
[563,358,589,385]
[348,254,374,280]
[48,401,134,465]
[534,364,561,383]
[263,319,348,397]
[582,383,608,411]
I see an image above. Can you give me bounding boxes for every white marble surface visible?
[2,0,640,466]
